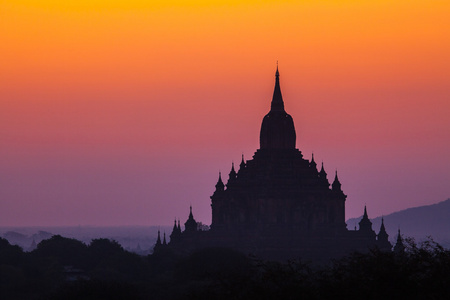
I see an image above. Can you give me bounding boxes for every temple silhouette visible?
[154,67,399,260]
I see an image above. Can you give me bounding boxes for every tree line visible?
[1,235,449,299]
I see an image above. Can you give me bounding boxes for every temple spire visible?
[376,217,392,251]
[153,229,163,253]
[185,206,198,232]
[170,219,181,242]
[310,153,317,171]
[215,172,225,193]
[239,154,246,172]
[260,67,296,149]
[172,219,177,231]
[156,229,162,245]
[379,217,387,234]
[332,170,342,191]
[358,205,374,234]
[394,229,405,253]
[320,162,326,174]
[228,162,237,180]
[271,64,285,112]
[319,162,327,179]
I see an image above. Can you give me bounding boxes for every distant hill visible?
[347,198,450,248]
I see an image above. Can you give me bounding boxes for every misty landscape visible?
[1,226,163,255]
[3,198,450,253]
[2,224,450,299]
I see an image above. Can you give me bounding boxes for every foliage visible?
[47,280,140,300]
[0,237,23,266]
[32,235,88,269]
[1,236,450,299]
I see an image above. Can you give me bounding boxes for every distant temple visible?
[154,67,397,260]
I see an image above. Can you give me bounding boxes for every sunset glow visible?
[1,0,449,226]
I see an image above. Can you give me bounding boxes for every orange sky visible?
[1,0,449,226]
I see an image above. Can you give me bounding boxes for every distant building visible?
[154,67,391,260]
[28,238,37,251]
[393,229,405,253]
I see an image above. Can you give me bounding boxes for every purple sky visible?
[1,79,449,227]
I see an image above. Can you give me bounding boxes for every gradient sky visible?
[1,0,449,226]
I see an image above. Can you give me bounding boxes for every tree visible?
[32,235,88,268]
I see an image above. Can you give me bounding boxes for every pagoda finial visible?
[271,64,284,111]
[358,205,373,232]
[215,171,225,191]
[184,205,198,232]
[156,229,162,245]
[228,161,237,182]
[332,169,342,191]
[333,169,339,182]
[377,217,391,250]
[239,154,246,170]
[380,217,386,232]
[378,217,388,236]
[319,162,329,184]
[394,228,405,253]
[310,153,317,171]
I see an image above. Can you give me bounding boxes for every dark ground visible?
[1,235,449,300]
